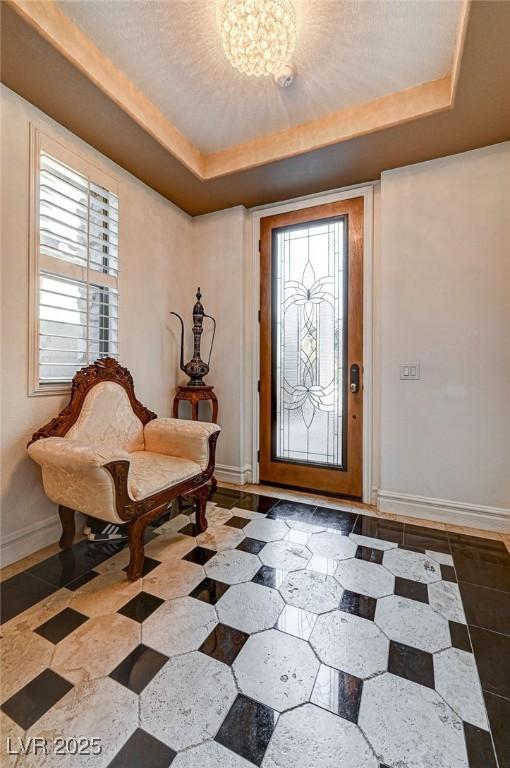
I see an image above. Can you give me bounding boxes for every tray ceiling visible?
[56,0,463,154]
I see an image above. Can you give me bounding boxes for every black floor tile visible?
[394,577,429,604]
[354,545,384,564]
[66,570,100,591]
[34,607,89,644]
[236,537,266,555]
[440,564,457,583]
[449,534,510,591]
[399,544,426,554]
[215,694,277,766]
[352,516,404,544]
[208,489,242,509]
[463,722,498,768]
[178,522,201,537]
[1,669,73,730]
[252,565,286,590]
[449,621,472,653]
[459,582,510,635]
[122,556,161,578]
[224,515,250,529]
[312,507,358,534]
[117,591,164,623]
[199,623,249,665]
[107,728,176,768]
[403,524,451,554]
[339,590,377,621]
[470,625,510,698]
[312,665,363,723]
[484,691,510,768]
[267,500,317,522]
[109,644,168,694]
[452,551,510,592]
[388,641,435,689]
[189,577,230,605]
[0,571,57,624]
[182,546,216,565]
[234,494,278,514]
[27,539,126,588]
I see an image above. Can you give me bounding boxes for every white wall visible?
[378,143,510,527]
[191,206,253,484]
[1,86,193,564]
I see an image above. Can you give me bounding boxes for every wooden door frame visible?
[249,185,375,504]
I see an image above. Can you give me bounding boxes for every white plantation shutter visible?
[35,145,119,386]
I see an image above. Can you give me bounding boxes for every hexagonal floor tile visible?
[383,548,442,583]
[310,610,389,678]
[144,532,196,562]
[434,648,488,730]
[1,629,54,702]
[243,517,289,542]
[205,550,261,584]
[307,531,357,560]
[196,525,245,551]
[359,673,469,768]
[263,703,378,768]
[51,613,140,685]
[375,595,451,653]
[259,541,311,572]
[428,580,466,624]
[142,559,204,601]
[279,569,343,614]
[336,558,395,598]
[142,596,217,656]
[172,741,255,768]
[140,651,236,751]
[22,677,138,768]
[233,629,319,711]
[216,581,284,634]
[350,533,399,551]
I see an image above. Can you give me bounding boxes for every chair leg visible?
[126,517,147,581]
[58,505,75,549]
[195,485,208,534]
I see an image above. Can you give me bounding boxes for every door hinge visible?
[258,239,261,252]
[257,449,260,463]
[258,310,261,323]
[257,380,260,393]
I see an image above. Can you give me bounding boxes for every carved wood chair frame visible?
[28,357,218,580]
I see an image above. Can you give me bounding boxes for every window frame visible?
[29,125,120,396]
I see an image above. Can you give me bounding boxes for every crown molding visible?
[6,0,470,182]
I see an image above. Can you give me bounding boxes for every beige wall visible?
[1,86,193,564]
[378,142,510,524]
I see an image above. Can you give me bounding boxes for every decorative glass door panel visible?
[274,219,346,467]
[260,198,363,499]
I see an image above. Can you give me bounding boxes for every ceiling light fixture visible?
[220,0,297,78]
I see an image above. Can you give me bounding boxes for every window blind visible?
[38,152,119,384]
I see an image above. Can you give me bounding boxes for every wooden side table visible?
[172,385,219,491]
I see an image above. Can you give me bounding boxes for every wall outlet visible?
[400,363,420,380]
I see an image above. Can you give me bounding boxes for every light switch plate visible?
[400,363,420,380]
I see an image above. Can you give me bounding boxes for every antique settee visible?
[27,358,220,580]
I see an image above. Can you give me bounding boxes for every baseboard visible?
[215,464,252,486]
[1,515,60,568]
[376,490,510,533]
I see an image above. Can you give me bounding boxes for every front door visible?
[259,197,363,498]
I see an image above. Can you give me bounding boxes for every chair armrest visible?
[28,437,130,472]
[144,418,221,471]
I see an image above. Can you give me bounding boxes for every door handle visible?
[350,364,360,394]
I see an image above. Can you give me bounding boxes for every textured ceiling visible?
[56,0,462,153]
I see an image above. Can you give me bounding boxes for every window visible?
[30,129,119,393]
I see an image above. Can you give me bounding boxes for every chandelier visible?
[220,0,297,78]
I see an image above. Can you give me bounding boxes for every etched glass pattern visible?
[275,219,345,467]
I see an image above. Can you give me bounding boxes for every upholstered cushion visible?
[66,381,144,452]
[128,451,201,500]
[144,417,220,471]
[27,437,127,524]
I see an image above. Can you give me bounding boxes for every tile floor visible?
[1,487,509,767]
